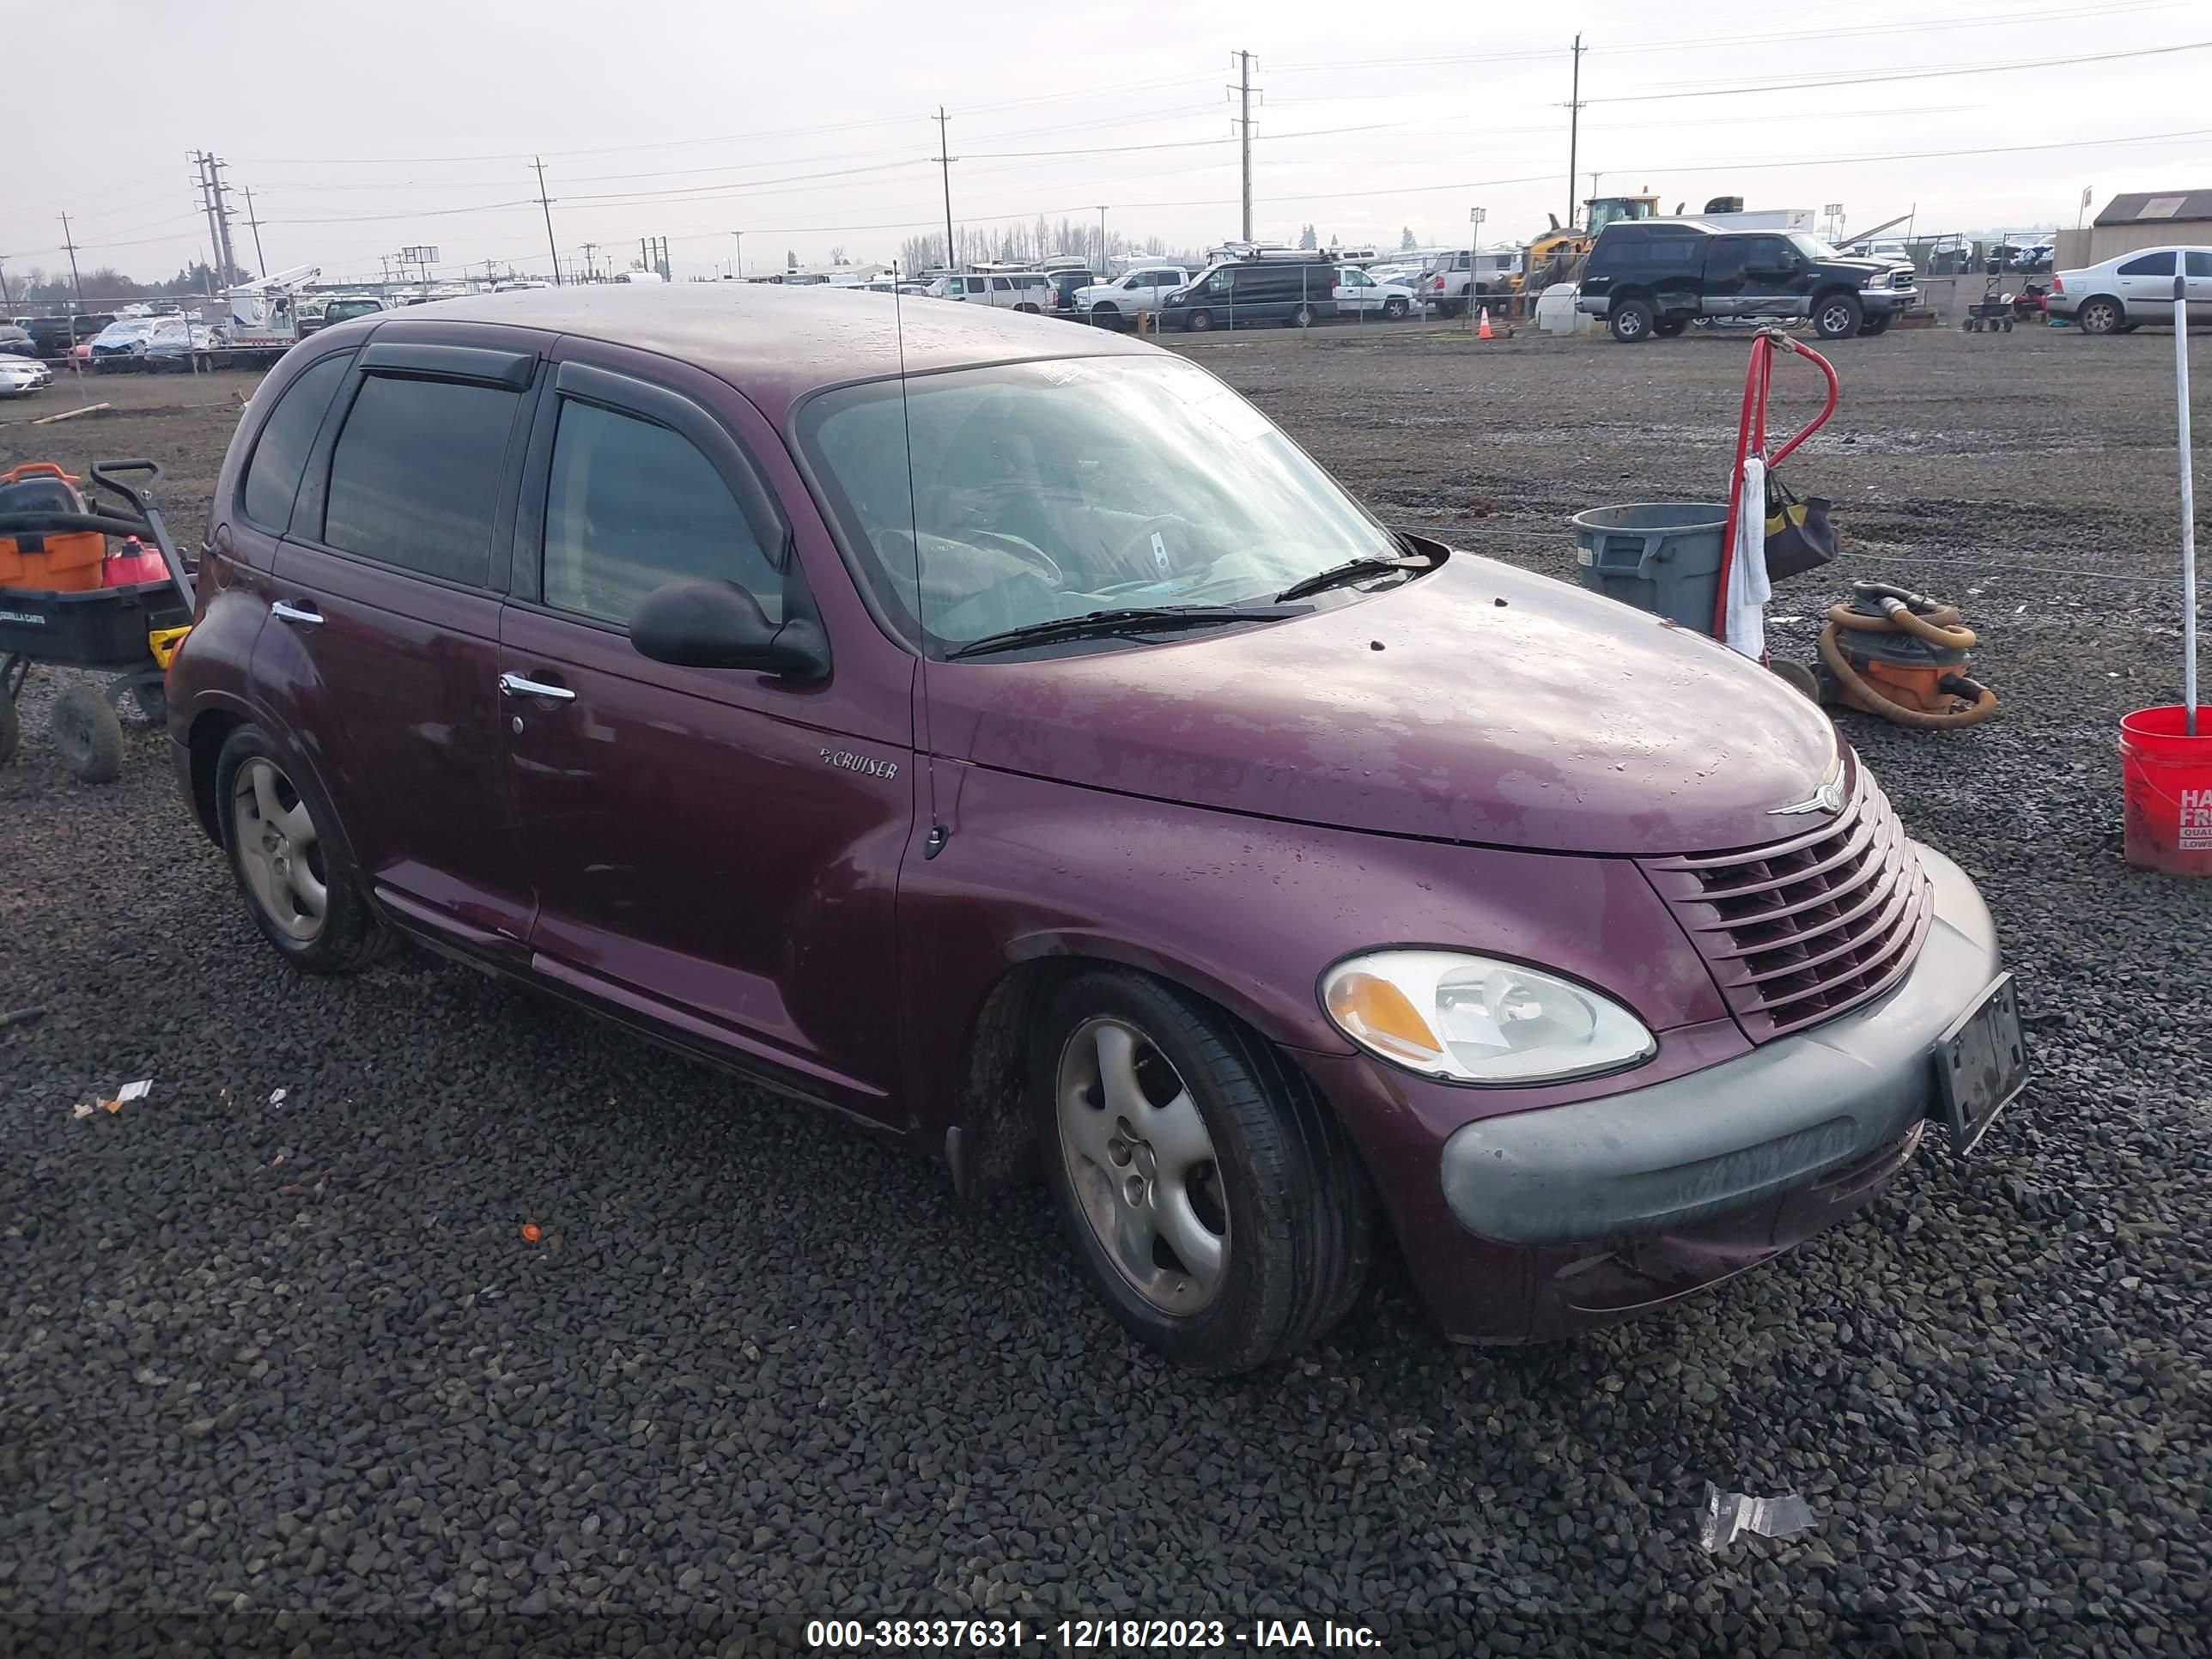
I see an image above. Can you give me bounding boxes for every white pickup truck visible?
[1071,265,1192,326]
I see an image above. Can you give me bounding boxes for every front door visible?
[258,341,538,951]
[2189,251,2212,323]
[496,350,912,1115]
[1735,235,1804,318]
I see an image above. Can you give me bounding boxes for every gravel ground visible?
[3,331,2209,1658]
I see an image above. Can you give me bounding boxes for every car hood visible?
[1824,255,1903,279]
[932,551,1843,856]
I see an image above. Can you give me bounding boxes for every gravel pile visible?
[3,333,2209,1656]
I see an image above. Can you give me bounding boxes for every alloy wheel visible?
[1056,1016,1229,1313]
[231,757,327,942]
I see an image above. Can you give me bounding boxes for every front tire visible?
[1035,971,1375,1374]
[216,725,391,973]
[1609,298,1654,343]
[2075,296,2123,335]
[1184,307,1214,332]
[1813,292,1864,340]
[1382,296,1408,320]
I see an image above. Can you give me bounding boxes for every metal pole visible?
[0,258,11,308]
[243,184,268,276]
[2178,270,2199,734]
[1098,205,1108,275]
[936,107,957,270]
[1566,34,1583,231]
[732,230,743,279]
[533,156,562,285]
[1237,52,1254,245]
[58,214,85,399]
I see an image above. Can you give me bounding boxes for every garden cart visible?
[0,459,196,783]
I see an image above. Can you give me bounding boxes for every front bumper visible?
[1301,842,2003,1342]
[1440,841,1995,1244]
[1861,284,1920,313]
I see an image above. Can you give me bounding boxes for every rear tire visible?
[51,684,124,784]
[216,724,392,974]
[1859,313,1893,337]
[1034,970,1376,1374]
[1609,298,1655,343]
[1653,317,1688,337]
[2075,296,2123,335]
[1288,304,1317,328]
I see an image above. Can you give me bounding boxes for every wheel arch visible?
[946,941,1362,1204]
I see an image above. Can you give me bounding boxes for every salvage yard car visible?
[1577,221,1919,341]
[164,286,2025,1373]
[2045,246,2212,335]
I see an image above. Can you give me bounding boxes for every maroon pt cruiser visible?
[166,286,2025,1373]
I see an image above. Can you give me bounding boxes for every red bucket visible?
[2118,705,2212,876]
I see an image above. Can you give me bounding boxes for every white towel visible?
[1723,455,1772,659]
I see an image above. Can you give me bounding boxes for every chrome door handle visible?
[498,672,575,702]
[270,600,323,626]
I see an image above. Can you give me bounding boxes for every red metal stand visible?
[1712,329,1840,639]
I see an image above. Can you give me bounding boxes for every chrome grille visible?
[1639,757,1932,1041]
[1890,269,1915,289]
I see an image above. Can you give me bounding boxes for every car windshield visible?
[797,355,1405,657]
[1789,233,1842,260]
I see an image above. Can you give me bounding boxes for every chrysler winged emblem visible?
[1770,757,1847,817]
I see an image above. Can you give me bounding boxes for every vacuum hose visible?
[1818,582,1997,729]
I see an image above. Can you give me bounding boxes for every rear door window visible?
[240,352,353,532]
[322,374,522,585]
[2118,252,2176,276]
[541,399,781,626]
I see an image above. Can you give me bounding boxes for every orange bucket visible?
[2119,705,2212,876]
[0,462,103,594]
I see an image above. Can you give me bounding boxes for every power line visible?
[1586,39,2212,103]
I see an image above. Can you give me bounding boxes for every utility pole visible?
[1565,34,1586,231]
[190,152,223,293]
[731,230,744,280]
[532,155,562,285]
[581,241,599,283]
[1230,52,1258,244]
[934,107,957,270]
[0,257,12,308]
[59,214,84,313]
[1097,205,1109,275]
[660,236,670,280]
[241,183,268,277]
[210,155,239,284]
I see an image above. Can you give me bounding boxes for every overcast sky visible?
[8,0,2208,291]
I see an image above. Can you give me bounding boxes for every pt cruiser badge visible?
[821,748,898,781]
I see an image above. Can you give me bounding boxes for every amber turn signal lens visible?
[1325,971,1444,1065]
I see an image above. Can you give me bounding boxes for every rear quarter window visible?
[239,352,354,532]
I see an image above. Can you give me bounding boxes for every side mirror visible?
[629,579,830,684]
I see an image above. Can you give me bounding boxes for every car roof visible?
[380,283,1156,422]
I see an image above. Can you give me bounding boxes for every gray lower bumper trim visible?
[1441,842,1999,1245]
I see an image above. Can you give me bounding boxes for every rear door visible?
[259,337,538,952]
[495,347,912,1114]
[2116,250,2176,319]
[1702,236,1751,317]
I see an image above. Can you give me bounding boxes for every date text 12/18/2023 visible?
[805,1617,1384,1650]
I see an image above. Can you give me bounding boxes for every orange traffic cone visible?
[1477,307,1493,340]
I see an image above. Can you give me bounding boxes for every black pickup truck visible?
[1576,222,1918,342]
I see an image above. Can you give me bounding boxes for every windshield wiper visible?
[944,604,1304,661]
[1275,550,1432,603]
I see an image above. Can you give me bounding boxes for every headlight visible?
[1321,951,1656,1085]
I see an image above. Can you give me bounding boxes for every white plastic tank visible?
[1537,283,1590,334]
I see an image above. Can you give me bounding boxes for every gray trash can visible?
[1570,502,1729,633]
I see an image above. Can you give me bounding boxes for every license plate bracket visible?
[1932,972,2029,1157]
